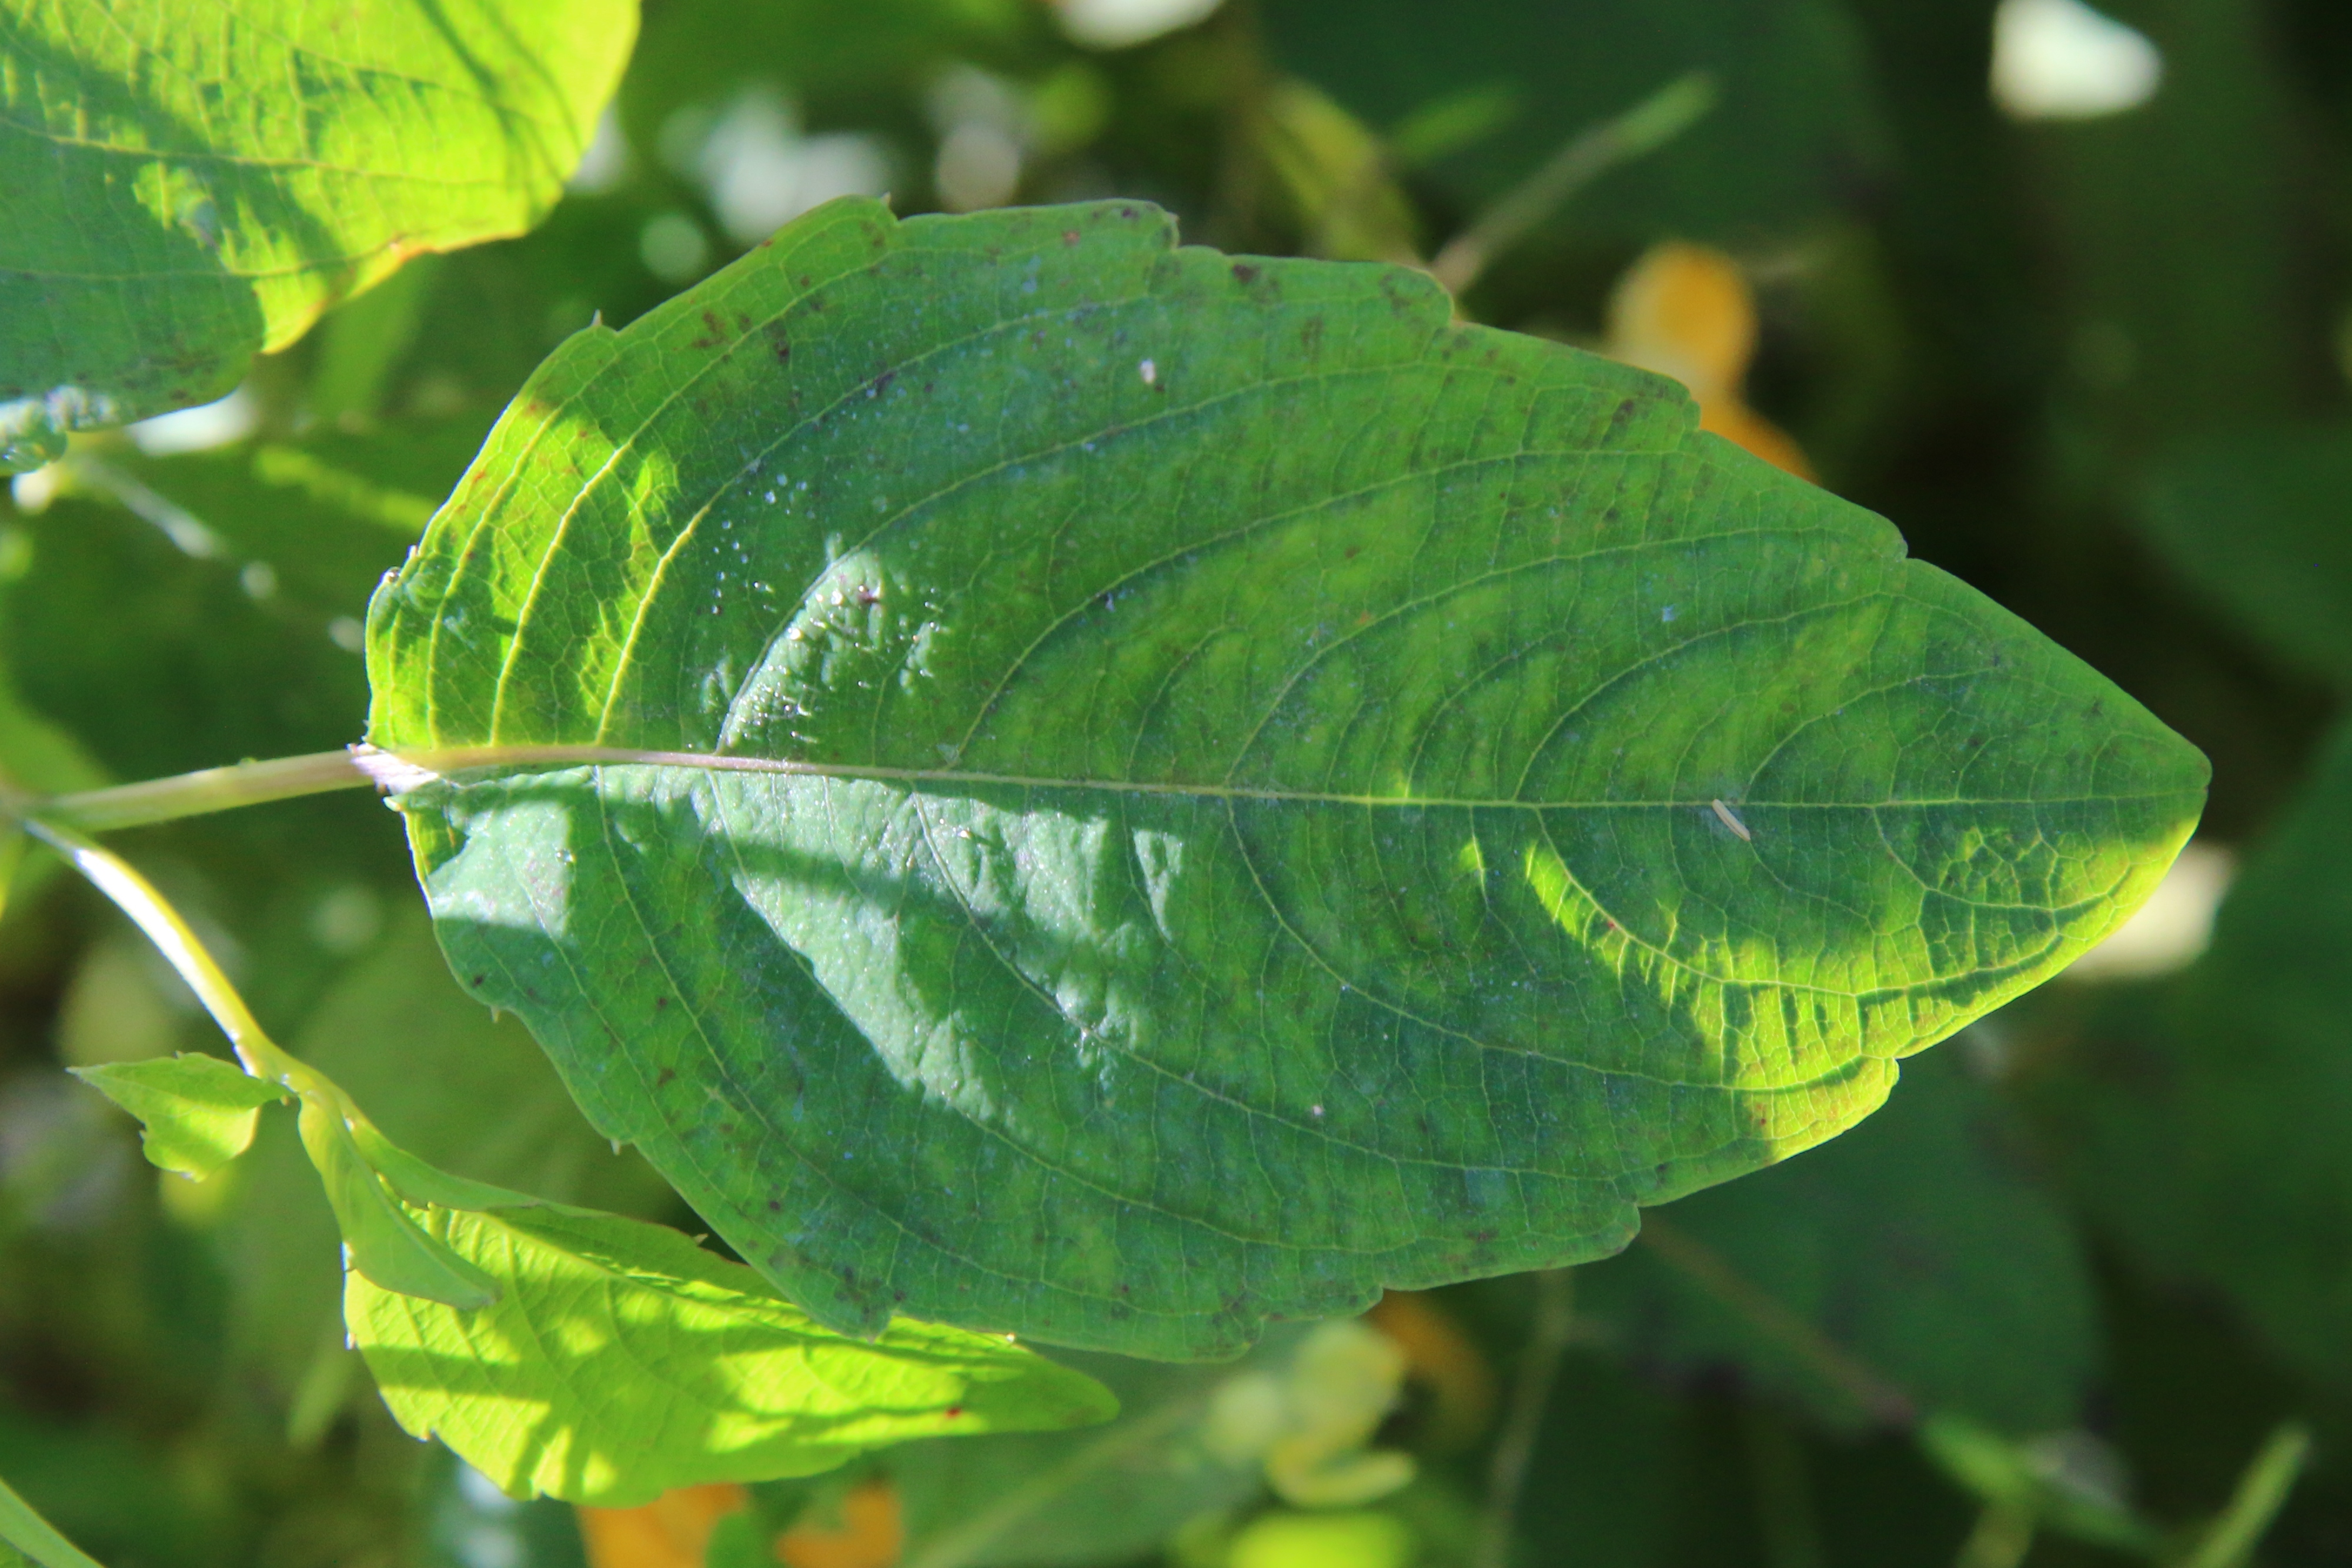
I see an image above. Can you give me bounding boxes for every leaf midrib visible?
[410,744,2186,812]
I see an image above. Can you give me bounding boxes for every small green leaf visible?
[0,1474,102,1568]
[69,1052,286,1180]
[348,1199,1118,1506]
[0,0,639,469]
[369,197,2205,1358]
[299,1098,499,1310]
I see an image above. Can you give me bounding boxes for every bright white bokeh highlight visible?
[2064,839,2234,982]
[128,386,258,456]
[667,86,891,248]
[1993,0,2163,121]
[1056,0,1225,51]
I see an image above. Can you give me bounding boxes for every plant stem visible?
[1638,1215,1915,1427]
[18,816,309,1089]
[36,748,382,832]
[1475,1267,1576,1568]
[2178,1423,2311,1568]
[1429,73,1717,296]
[1956,1503,2036,1568]
[1744,1402,1826,1568]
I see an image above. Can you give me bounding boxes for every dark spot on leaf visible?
[470,974,485,987]
[767,1197,782,1211]
[1063,229,1081,246]
[1232,262,1259,284]
[656,1067,676,1087]
[655,995,670,1011]
[944,1406,963,1418]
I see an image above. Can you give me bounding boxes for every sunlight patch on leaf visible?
[349,1201,1117,1506]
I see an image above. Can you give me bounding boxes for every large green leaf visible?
[1579,1048,2097,1433]
[0,0,637,471]
[366,196,2204,1359]
[349,1198,1115,1506]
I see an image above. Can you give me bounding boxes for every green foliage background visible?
[5,0,2352,1564]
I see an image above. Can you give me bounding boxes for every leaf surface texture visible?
[349,1199,1117,1506]
[368,198,2206,1357]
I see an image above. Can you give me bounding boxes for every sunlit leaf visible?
[366,196,2204,1358]
[69,1052,286,1181]
[211,915,676,1410]
[0,0,638,469]
[299,1098,498,1310]
[348,1200,1117,1506]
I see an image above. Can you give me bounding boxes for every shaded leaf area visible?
[1258,0,1886,248]
[1510,1360,1975,1568]
[69,1052,285,1181]
[1580,1048,2097,1434]
[352,1200,1117,1507]
[2137,426,2352,687]
[2032,717,2352,1393]
[69,908,1120,1509]
[0,0,637,468]
[369,196,2203,1358]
